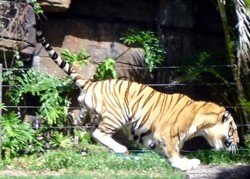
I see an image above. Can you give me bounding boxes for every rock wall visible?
[1,0,226,83]
[35,0,226,85]
[1,0,227,115]
[159,0,225,65]
[35,0,158,83]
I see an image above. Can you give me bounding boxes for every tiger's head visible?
[203,111,239,153]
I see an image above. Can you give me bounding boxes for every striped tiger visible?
[35,24,239,171]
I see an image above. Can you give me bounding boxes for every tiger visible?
[35,23,239,171]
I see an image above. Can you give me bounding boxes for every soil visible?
[185,164,250,179]
[0,164,249,178]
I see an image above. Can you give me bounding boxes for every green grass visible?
[186,148,250,165]
[0,144,249,178]
[0,144,183,178]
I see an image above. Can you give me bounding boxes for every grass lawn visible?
[0,144,183,178]
[0,143,249,178]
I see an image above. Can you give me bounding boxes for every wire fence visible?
[1,65,250,112]
[0,64,250,158]
[1,65,250,119]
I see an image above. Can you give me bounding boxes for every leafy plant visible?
[61,49,89,66]
[121,29,165,72]
[4,69,73,125]
[27,0,43,14]
[0,103,7,111]
[95,57,117,80]
[2,112,43,159]
[178,52,230,83]
[51,132,73,149]
[75,130,92,146]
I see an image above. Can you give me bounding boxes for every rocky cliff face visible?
[35,0,158,83]
[1,0,225,83]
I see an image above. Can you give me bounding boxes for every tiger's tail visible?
[35,24,88,89]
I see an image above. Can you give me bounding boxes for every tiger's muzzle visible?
[223,127,238,153]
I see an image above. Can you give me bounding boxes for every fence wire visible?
[1,65,250,156]
[1,66,250,116]
[2,65,235,71]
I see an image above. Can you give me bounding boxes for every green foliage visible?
[244,134,250,148]
[4,69,73,125]
[0,103,7,111]
[27,0,43,14]
[240,100,250,123]
[2,112,43,160]
[245,0,250,7]
[51,132,73,149]
[95,57,117,80]
[61,49,89,66]
[121,29,165,72]
[179,52,229,83]
[177,51,239,110]
[240,100,250,112]
[75,130,92,146]
[187,149,250,165]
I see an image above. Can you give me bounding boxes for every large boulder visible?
[34,18,153,83]
[39,0,71,12]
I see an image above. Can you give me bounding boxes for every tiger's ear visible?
[222,111,231,123]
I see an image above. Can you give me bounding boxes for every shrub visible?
[95,57,117,80]
[4,69,73,125]
[61,49,89,66]
[2,112,43,159]
[121,29,165,72]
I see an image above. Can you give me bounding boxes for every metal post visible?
[0,63,2,159]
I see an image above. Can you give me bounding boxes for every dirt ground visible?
[185,164,250,179]
[0,164,249,178]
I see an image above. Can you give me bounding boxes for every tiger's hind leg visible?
[91,119,129,154]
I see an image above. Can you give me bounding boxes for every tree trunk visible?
[217,0,249,133]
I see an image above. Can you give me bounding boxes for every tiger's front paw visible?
[171,158,200,171]
[113,145,129,154]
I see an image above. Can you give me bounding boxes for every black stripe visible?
[51,52,58,60]
[137,85,147,95]
[104,110,123,127]
[141,90,156,108]
[73,75,83,83]
[154,95,167,122]
[138,108,152,129]
[133,135,138,140]
[118,80,123,93]
[131,96,144,113]
[173,100,192,123]
[139,129,152,143]
[67,67,73,75]
[59,60,67,69]
[45,44,53,51]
